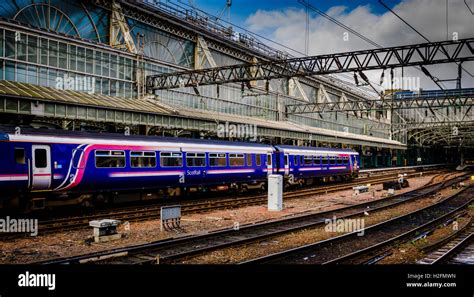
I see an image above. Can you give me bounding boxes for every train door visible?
[284,154,289,176]
[266,153,272,175]
[31,145,51,190]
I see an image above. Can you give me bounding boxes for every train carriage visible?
[273,145,360,186]
[0,130,274,209]
[0,129,359,211]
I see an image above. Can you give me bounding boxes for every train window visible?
[160,152,183,167]
[336,157,342,164]
[130,151,156,168]
[294,155,298,166]
[95,150,125,168]
[322,157,329,165]
[256,154,261,166]
[246,154,253,166]
[343,157,349,164]
[266,154,272,166]
[330,157,336,165]
[229,154,245,166]
[186,153,206,167]
[209,153,227,167]
[34,149,47,168]
[300,155,304,165]
[313,155,321,165]
[14,148,26,164]
[304,156,312,165]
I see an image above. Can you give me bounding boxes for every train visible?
[393,88,474,100]
[0,129,359,211]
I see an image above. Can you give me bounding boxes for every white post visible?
[268,174,283,211]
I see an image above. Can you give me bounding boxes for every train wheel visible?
[239,185,248,194]
[93,194,112,205]
[81,200,93,208]
[259,183,266,193]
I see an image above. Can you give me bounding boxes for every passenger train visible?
[393,88,474,99]
[0,130,359,211]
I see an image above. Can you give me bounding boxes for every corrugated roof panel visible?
[0,81,174,115]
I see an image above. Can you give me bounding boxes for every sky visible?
[167,0,474,91]
[186,0,405,27]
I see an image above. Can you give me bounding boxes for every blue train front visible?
[0,130,359,211]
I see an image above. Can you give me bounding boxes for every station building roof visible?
[0,80,174,114]
[0,81,406,150]
[176,107,405,148]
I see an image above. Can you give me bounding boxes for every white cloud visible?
[245,0,474,91]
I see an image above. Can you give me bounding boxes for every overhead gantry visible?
[146,38,474,90]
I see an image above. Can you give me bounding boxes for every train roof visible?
[0,128,274,152]
[0,129,359,155]
[274,145,359,155]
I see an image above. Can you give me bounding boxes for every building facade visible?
[0,0,406,167]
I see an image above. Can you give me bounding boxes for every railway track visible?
[241,185,473,264]
[418,222,474,265]
[320,211,471,265]
[2,169,447,237]
[31,172,469,265]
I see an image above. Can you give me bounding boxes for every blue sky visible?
[178,0,403,27]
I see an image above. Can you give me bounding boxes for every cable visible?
[175,0,381,95]
[305,5,309,56]
[379,0,473,82]
[446,0,449,41]
[298,0,383,48]
[465,0,474,15]
[299,0,386,94]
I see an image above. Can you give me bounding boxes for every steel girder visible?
[146,38,474,90]
[285,94,474,114]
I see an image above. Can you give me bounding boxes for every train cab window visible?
[246,154,253,166]
[304,156,313,166]
[209,153,227,167]
[186,153,206,167]
[14,148,26,164]
[256,154,261,166]
[95,150,125,168]
[131,151,156,168]
[330,157,336,165]
[160,152,183,167]
[229,154,245,166]
[266,154,272,166]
